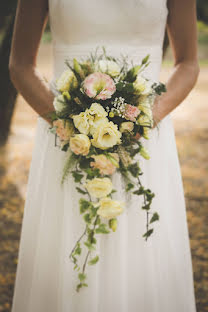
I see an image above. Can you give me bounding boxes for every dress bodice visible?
[48,0,169,80]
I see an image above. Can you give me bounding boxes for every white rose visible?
[53,94,68,114]
[56,69,78,92]
[133,75,152,95]
[97,197,124,219]
[95,60,120,77]
[85,177,113,199]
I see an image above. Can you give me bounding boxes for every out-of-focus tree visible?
[197,0,208,24]
[0,1,18,146]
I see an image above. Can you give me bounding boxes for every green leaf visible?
[61,152,78,185]
[143,228,154,239]
[79,157,91,169]
[84,241,96,251]
[133,187,145,195]
[76,283,82,292]
[61,142,69,152]
[74,245,82,255]
[76,187,87,195]
[142,204,150,210]
[150,212,159,223]
[88,255,99,265]
[78,273,87,281]
[152,82,167,95]
[145,189,155,201]
[83,213,92,224]
[85,168,100,179]
[141,54,150,65]
[79,198,92,214]
[82,283,88,287]
[95,223,110,234]
[124,65,141,82]
[72,171,84,183]
[91,237,97,244]
[128,162,141,177]
[126,182,134,192]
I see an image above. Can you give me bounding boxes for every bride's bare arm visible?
[9,0,55,125]
[153,0,200,124]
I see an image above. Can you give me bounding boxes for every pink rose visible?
[53,119,74,141]
[82,72,116,100]
[124,104,140,122]
[90,153,119,175]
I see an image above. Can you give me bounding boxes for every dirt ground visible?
[0,43,207,311]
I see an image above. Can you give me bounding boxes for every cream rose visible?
[85,177,113,198]
[95,59,120,77]
[91,121,121,150]
[88,103,108,121]
[97,197,124,219]
[72,111,93,135]
[56,69,78,92]
[119,121,134,133]
[89,117,109,136]
[70,134,91,156]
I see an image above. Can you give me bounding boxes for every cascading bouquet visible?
[48,46,166,292]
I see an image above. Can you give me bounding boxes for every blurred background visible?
[0,1,207,311]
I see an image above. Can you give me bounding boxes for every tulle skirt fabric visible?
[11,112,196,312]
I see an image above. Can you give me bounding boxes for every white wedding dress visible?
[11,0,197,311]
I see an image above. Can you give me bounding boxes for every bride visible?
[9,0,199,311]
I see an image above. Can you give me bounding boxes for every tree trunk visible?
[0,15,18,146]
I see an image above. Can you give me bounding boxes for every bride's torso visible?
[48,0,168,80]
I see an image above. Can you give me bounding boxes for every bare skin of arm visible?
[152,0,200,124]
[9,0,199,128]
[9,0,55,125]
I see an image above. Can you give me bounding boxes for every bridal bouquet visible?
[48,47,166,291]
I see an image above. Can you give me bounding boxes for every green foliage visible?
[197,21,208,44]
[88,255,99,265]
[128,162,141,177]
[150,212,159,224]
[126,182,134,192]
[95,223,110,234]
[84,241,96,251]
[76,187,87,195]
[143,228,154,239]
[61,152,79,185]
[116,81,135,93]
[152,82,167,95]
[72,171,84,183]
[79,198,93,214]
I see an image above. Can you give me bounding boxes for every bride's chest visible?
[49,0,168,28]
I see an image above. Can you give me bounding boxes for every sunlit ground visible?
[0,43,207,312]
